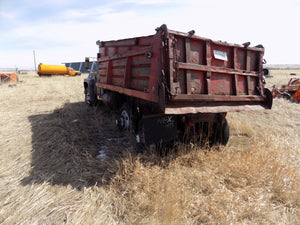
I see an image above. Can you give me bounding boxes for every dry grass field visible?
[0,70,299,224]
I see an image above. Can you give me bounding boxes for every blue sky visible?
[0,0,299,69]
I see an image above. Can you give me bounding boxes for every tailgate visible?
[163,27,272,114]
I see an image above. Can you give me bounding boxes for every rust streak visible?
[206,42,212,95]
[185,38,192,94]
[233,47,238,95]
[124,57,132,88]
[168,36,175,94]
[106,61,112,84]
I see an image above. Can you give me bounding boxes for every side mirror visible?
[85,57,90,70]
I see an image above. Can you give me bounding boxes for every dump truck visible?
[84,24,273,146]
[38,63,81,76]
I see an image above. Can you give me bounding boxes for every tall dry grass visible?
[0,71,299,224]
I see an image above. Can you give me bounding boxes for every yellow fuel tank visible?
[38,63,68,75]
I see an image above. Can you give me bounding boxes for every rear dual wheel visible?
[117,106,230,148]
[213,118,229,146]
[179,116,230,147]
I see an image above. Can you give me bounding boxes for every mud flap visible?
[215,117,229,146]
[142,115,177,145]
[263,88,273,109]
[84,79,97,105]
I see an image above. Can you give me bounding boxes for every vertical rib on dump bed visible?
[95,24,272,114]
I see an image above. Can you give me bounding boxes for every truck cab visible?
[67,67,81,76]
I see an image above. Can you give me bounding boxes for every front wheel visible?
[85,91,97,106]
[85,91,92,105]
[84,80,97,106]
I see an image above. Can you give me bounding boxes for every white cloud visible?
[121,0,175,4]
[1,0,300,70]
[0,11,18,20]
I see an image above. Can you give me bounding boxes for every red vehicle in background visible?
[272,78,300,103]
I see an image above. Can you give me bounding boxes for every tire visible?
[85,91,92,105]
[85,91,97,106]
[118,103,132,132]
[218,118,230,146]
[211,118,229,146]
[263,68,269,76]
[118,103,143,149]
[84,81,97,106]
[281,93,291,100]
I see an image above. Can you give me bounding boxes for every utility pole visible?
[33,50,37,72]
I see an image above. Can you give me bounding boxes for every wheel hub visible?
[117,109,130,131]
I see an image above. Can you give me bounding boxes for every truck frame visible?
[84,24,272,146]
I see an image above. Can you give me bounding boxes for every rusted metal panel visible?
[211,73,233,95]
[168,36,176,94]
[185,38,192,95]
[106,61,112,84]
[124,57,132,88]
[205,42,212,95]
[164,25,268,113]
[95,24,271,114]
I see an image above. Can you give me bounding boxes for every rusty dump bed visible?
[96,24,272,114]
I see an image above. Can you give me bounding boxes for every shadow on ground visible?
[22,102,134,190]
